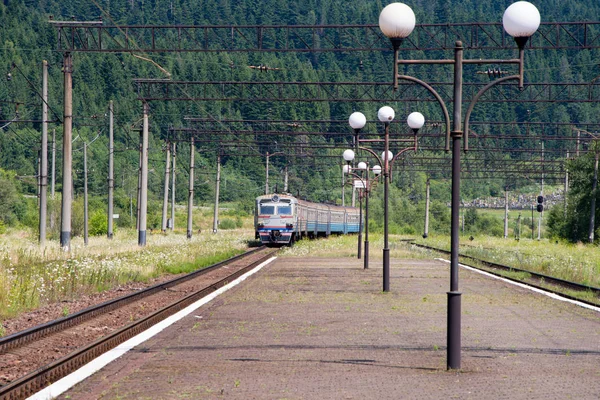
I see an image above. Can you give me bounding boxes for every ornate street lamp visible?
[344,109,424,287]
[379,1,540,370]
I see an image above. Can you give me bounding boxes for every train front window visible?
[278,206,292,215]
[260,205,275,215]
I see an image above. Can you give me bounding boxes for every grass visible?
[279,233,425,259]
[412,234,600,288]
[0,227,254,321]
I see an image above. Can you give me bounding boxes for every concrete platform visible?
[58,256,600,399]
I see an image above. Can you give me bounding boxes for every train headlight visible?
[286,223,293,229]
[258,223,264,228]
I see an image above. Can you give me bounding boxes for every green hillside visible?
[1,0,599,241]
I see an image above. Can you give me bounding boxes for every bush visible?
[219,218,237,230]
[89,210,109,236]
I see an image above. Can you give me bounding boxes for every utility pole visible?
[265,152,270,195]
[60,52,73,251]
[161,140,171,233]
[39,60,48,246]
[83,142,89,246]
[341,164,345,207]
[213,152,221,233]
[423,177,430,238]
[171,142,176,231]
[187,137,195,239]
[138,102,149,246]
[283,164,289,193]
[504,187,509,239]
[589,143,599,243]
[136,133,142,231]
[564,151,569,217]
[107,100,114,239]
[538,141,544,240]
[51,128,56,198]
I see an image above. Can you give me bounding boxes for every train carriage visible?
[255,194,360,246]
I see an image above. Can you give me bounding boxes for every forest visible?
[1,0,600,242]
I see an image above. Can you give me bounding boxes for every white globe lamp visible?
[407,112,425,132]
[343,149,355,162]
[503,1,540,49]
[378,106,395,123]
[349,112,367,130]
[379,3,416,42]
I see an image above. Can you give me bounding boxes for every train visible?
[254,193,361,246]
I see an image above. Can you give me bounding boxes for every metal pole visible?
[564,151,569,217]
[357,188,362,259]
[83,142,88,246]
[341,164,345,206]
[108,100,114,239]
[37,151,41,206]
[284,165,289,193]
[423,177,430,238]
[589,148,599,243]
[538,141,544,240]
[447,40,463,371]
[39,60,48,246]
[136,135,141,231]
[364,185,369,270]
[60,52,73,251]
[213,153,221,233]
[138,102,149,246]
[51,128,56,198]
[504,188,509,239]
[265,152,270,195]
[531,204,534,239]
[161,141,171,232]
[187,137,195,239]
[383,121,390,293]
[171,142,176,231]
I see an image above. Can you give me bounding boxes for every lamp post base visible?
[364,240,369,269]
[447,291,462,370]
[357,232,362,259]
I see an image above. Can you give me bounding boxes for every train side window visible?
[278,206,292,215]
[260,205,275,215]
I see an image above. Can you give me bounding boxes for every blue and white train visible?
[254,193,361,245]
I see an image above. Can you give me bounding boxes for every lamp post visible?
[265,151,284,195]
[343,158,378,269]
[344,109,424,290]
[379,1,540,370]
[343,147,368,260]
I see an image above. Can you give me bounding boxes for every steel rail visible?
[0,247,277,400]
[0,246,267,355]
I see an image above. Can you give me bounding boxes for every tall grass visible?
[0,228,252,320]
[413,235,600,288]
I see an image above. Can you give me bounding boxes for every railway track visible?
[0,246,277,400]
[410,242,600,307]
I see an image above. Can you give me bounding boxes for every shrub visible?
[89,210,109,236]
[219,218,237,230]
